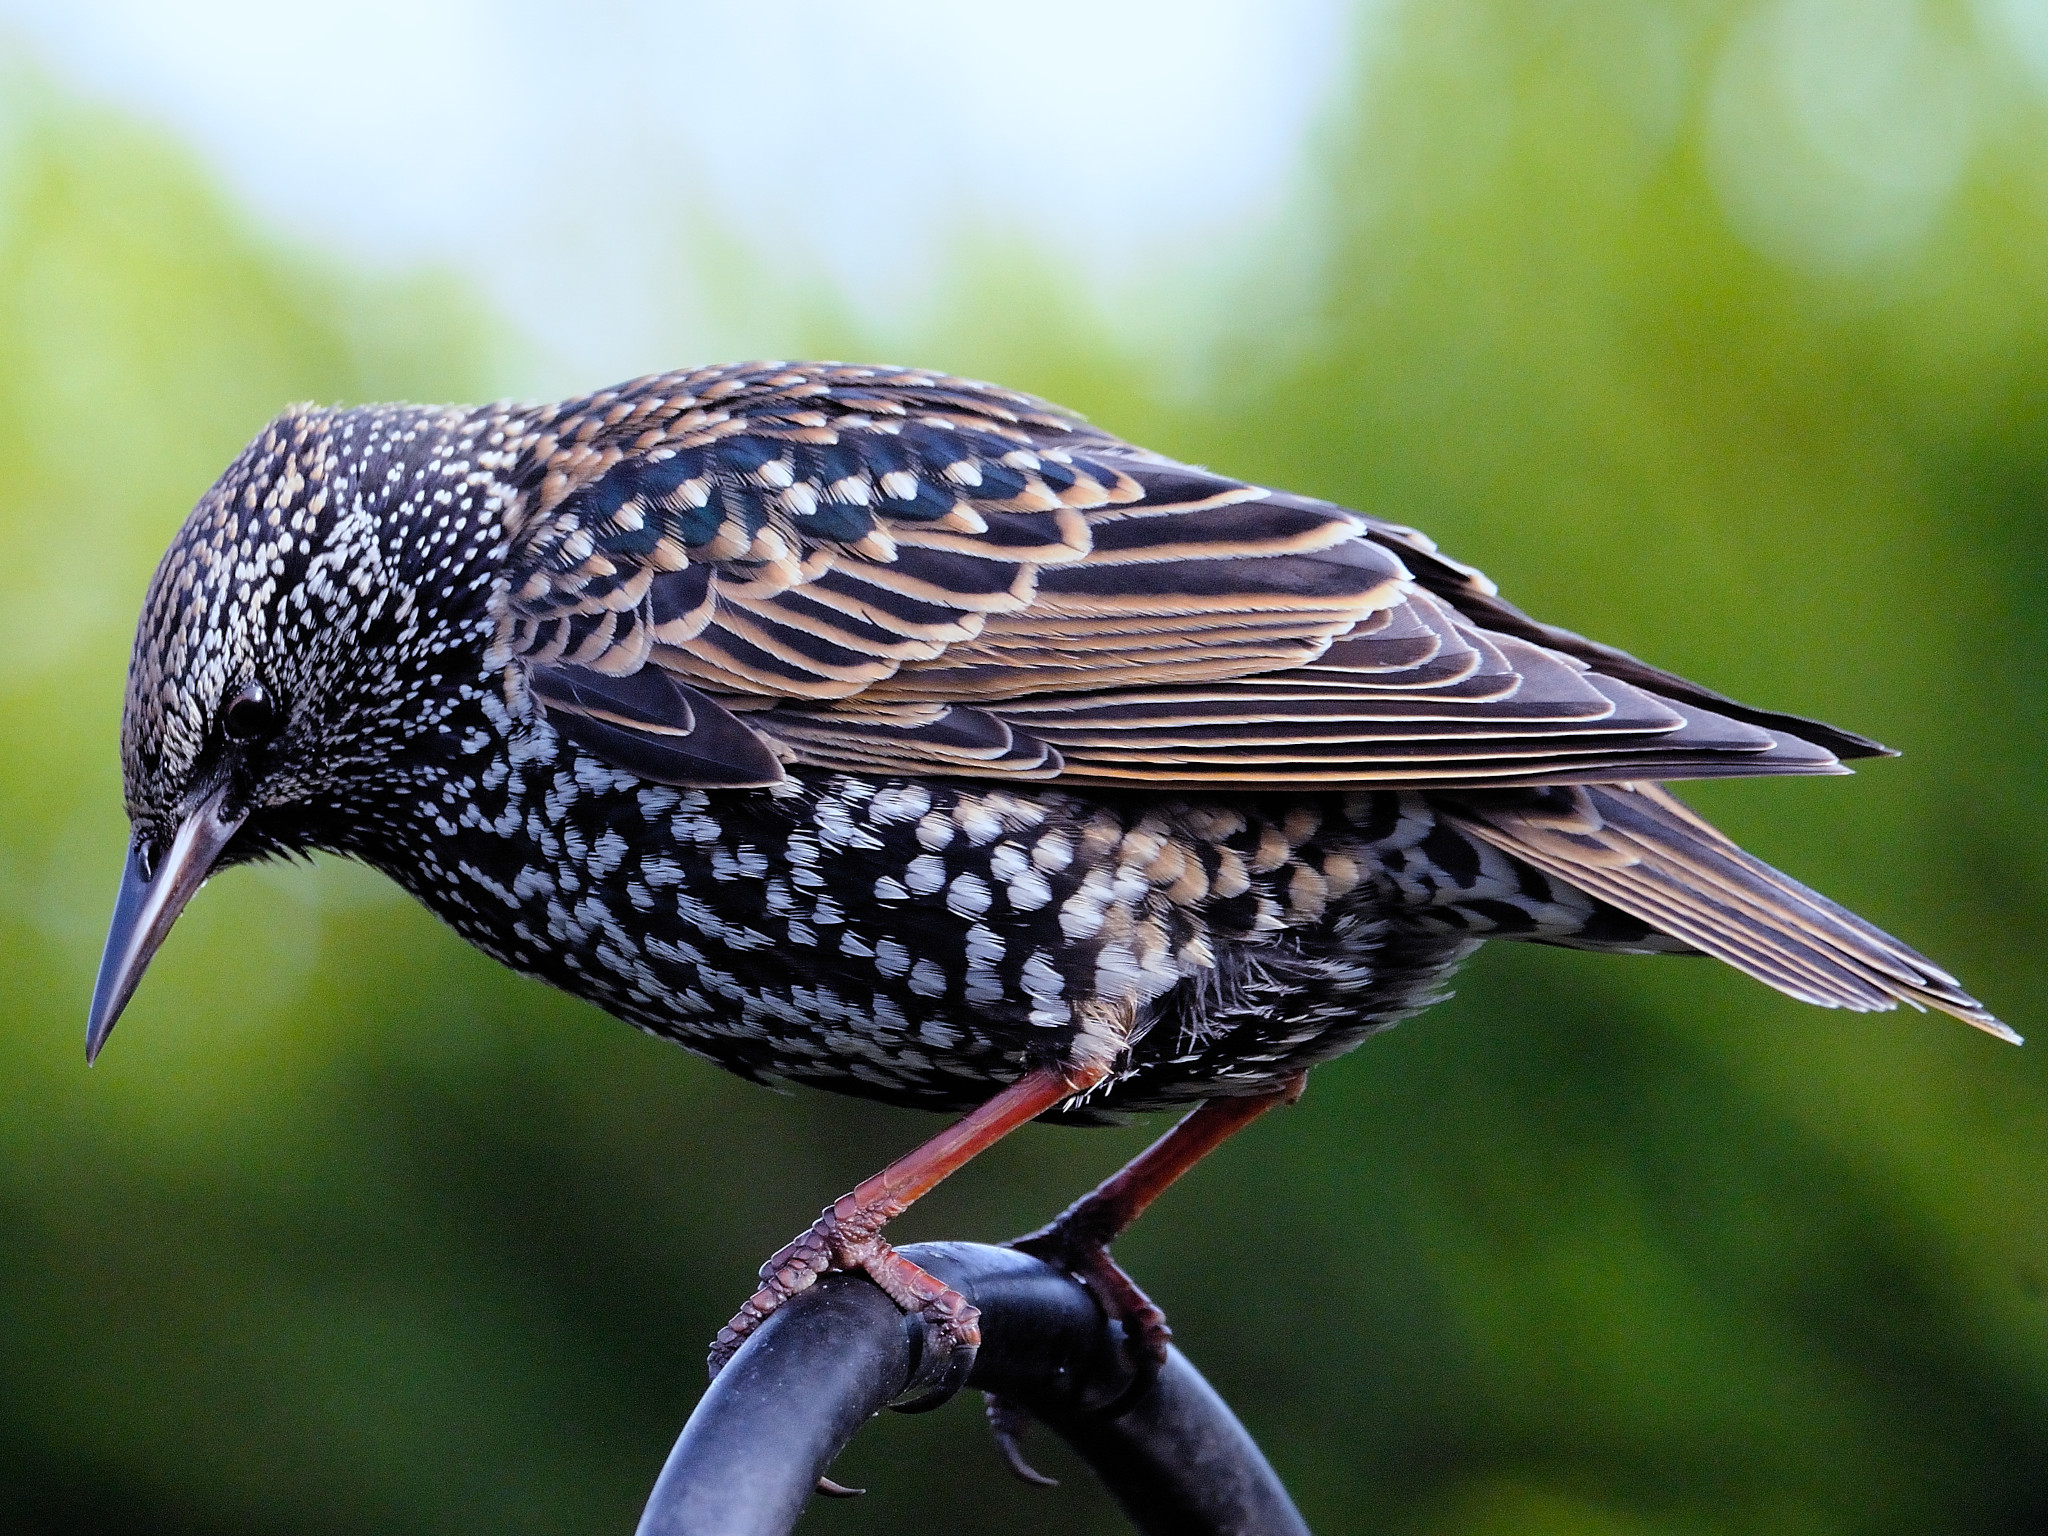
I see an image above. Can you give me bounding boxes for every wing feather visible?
[1444,784,2010,1035]
[497,363,1888,795]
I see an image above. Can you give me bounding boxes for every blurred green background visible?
[3,3,2045,1532]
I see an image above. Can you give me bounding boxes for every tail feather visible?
[1443,782,2015,1043]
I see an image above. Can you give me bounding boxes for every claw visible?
[814,1475,865,1498]
[709,1199,981,1416]
[985,1393,1058,1487]
[889,1308,981,1413]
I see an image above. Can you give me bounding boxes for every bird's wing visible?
[1442,783,2010,1035]
[1343,505,1893,761]
[501,363,1869,791]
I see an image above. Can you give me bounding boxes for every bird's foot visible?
[708,1191,981,1410]
[981,1214,1172,1485]
[1010,1215,1172,1382]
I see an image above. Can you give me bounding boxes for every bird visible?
[89,360,2013,1438]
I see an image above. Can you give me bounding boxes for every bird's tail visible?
[1442,782,2015,1042]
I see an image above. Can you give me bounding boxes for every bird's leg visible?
[983,1076,1304,1484]
[1004,1074,1305,1414]
[708,1062,1109,1405]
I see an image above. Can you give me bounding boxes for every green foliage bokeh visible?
[2,6,2044,1533]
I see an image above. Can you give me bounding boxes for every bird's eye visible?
[223,681,279,743]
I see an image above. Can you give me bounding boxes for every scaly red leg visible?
[991,1074,1305,1479]
[708,1062,1110,1405]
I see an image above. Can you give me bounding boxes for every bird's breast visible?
[372,736,1591,1112]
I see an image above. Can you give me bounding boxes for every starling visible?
[90,362,2012,1420]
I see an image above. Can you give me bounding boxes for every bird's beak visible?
[86,783,248,1064]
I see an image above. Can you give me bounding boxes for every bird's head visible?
[89,400,516,1061]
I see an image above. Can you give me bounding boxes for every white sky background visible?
[0,0,1361,390]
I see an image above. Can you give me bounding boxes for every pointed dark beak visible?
[86,784,248,1064]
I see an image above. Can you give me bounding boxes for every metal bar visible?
[635,1240,1308,1536]
[1028,1346,1312,1536]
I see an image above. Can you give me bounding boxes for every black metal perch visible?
[635,1241,1310,1536]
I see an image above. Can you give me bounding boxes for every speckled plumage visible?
[110,362,2007,1129]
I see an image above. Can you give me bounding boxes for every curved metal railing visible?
[635,1241,1309,1536]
